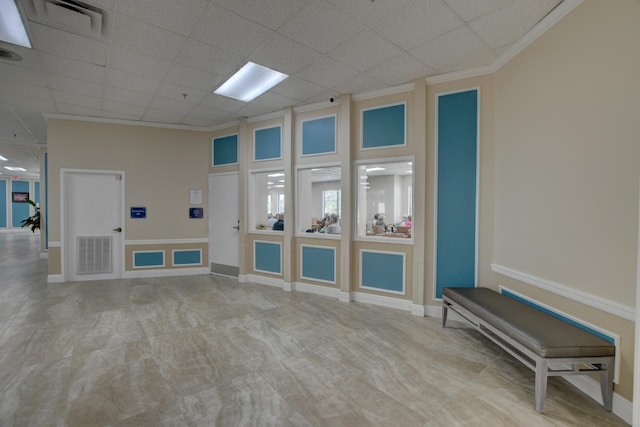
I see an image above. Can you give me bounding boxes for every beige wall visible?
[491,0,640,399]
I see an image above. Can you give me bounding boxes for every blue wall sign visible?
[131,207,146,218]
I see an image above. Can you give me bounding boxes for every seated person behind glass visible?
[272,214,284,230]
[267,213,278,228]
[321,213,341,234]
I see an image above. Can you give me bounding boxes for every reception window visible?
[251,170,285,232]
[356,159,413,239]
[297,166,342,235]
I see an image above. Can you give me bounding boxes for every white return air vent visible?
[77,236,112,274]
[23,0,110,40]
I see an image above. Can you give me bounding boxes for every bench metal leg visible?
[442,302,448,327]
[600,357,614,411]
[535,359,548,413]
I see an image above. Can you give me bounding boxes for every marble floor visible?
[0,232,629,426]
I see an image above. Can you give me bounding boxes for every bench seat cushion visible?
[443,287,614,359]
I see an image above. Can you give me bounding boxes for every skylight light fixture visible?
[214,62,288,102]
[4,166,26,171]
[0,154,7,161]
[0,0,32,48]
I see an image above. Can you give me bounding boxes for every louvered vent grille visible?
[77,236,112,274]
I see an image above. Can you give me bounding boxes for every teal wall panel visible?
[301,245,335,283]
[362,103,405,149]
[34,181,40,204]
[173,249,202,266]
[302,116,336,156]
[133,251,165,268]
[435,89,478,298]
[213,134,238,166]
[255,126,281,160]
[0,180,6,227]
[11,180,30,227]
[254,241,282,274]
[361,250,404,293]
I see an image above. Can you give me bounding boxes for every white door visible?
[209,173,240,275]
[64,171,123,281]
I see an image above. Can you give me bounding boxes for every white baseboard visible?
[564,376,632,425]
[293,282,340,298]
[352,292,412,312]
[40,251,48,259]
[244,274,284,289]
[339,291,351,302]
[410,304,425,317]
[47,274,64,283]
[124,267,209,279]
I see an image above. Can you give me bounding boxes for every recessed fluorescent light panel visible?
[4,166,26,171]
[0,154,8,161]
[0,0,32,48]
[214,62,288,102]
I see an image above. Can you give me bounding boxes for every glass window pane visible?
[357,160,412,239]
[251,170,285,231]
[298,166,341,234]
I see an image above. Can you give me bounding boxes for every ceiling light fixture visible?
[214,62,288,102]
[365,167,385,172]
[0,154,8,161]
[0,0,32,48]
[4,166,26,171]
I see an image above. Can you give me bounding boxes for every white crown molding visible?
[125,238,208,245]
[209,120,240,132]
[246,110,285,123]
[492,264,635,322]
[293,99,336,113]
[352,82,415,101]
[426,0,583,85]
[43,113,211,132]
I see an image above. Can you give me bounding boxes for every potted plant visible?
[20,199,40,233]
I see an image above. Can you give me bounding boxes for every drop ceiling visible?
[0,0,567,179]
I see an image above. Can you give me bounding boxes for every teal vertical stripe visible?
[213,134,238,165]
[361,251,404,293]
[436,90,478,298]
[301,246,335,282]
[362,104,405,149]
[501,289,615,344]
[173,249,202,266]
[0,180,6,227]
[11,180,30,228]
[34,181,40,204]
[302,116,336,155]
[255,126,281,160]
[134,251,165,268]
[254,241,281,274]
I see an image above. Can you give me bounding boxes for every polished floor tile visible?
[0,232,630,426]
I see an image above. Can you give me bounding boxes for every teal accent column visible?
[34,181,40,204]
[11,180,30,228]
[436,90,478,298]
[0,180,6,227]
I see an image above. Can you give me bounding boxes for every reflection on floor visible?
[0,232,629,426]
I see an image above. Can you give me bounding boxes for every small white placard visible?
[190,189,203,205]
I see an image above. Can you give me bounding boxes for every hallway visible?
[0,232,628,426]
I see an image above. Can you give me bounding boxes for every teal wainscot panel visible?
[436,89,478,298]
[133,251,165,268]
[362,103,405,149]
[254,241,282,275]
[301,245,335,283]
[173,249,202,266]
[302,116,336,156]
[360,250,405,294]
[213,134,238,166]
[11,180,30,228]
[254,126,281,161]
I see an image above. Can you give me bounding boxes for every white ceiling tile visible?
[0,119,36,142]
[327,0,414,27]
[0,63,47,87]
[154,82,207,105]
[271,76,326,102]
[101,100,146,118]
[118,0,209,36]
[0,42,43,71]
[438,49,497,73]
[148,96,194,115]
[112,13,187,61]
[296,56,358,89]
[105,69,161,95]
[371,0,462,50]
[252,91,298,110]
[103,87,153,107]
[250,33,321,75]
[163,63,223,92]
[234,102,273,119]
[55,102,102,117]
[411,26,494,73]
[29,22,108,66]
[108,46,172,81]
[212,0,308,31]
[469,0,562,49]
[192,5,274,57]
[51,90,102,109]
[332,73,384,96]
[45,74,103,98]
[367,53,438,86]
[279,0,364,54]
[0,93,56,113]
[329,29,403,72]
[40,53,105,84]
[184,105,233,125]
[0,79,52,101]
[143,108,185,124]
[175,39,245,77]
[443,0,512,22]
[198,94,245,114]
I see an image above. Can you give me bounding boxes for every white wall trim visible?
[492,264,635,322]
[247,110,284,123]
[352,82,415,101]
[293,282,341,299]
[410,304,425,317]
[564,376,632,425]
[123,267,208,279]
[339,291,352,302]
[48,241,61,247]
[244,273,284,289]
[293,99,336,113]
[352,291,412,312]
[44,113,210,132]
[47,274,64,283]
[125,238,208,245]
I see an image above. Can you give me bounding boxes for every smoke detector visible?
[23,0,110,40]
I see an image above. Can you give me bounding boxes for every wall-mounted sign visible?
[131,207,147,218]
[189,207,204,219]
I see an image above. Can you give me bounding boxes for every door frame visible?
[208,171,240,276]
[60,168,125,281]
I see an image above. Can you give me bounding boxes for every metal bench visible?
[442,287,615,413]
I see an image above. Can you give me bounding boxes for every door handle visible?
[232,220,240,231]
[113,227,122,232]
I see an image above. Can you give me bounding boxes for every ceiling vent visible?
[23,0,110,40]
